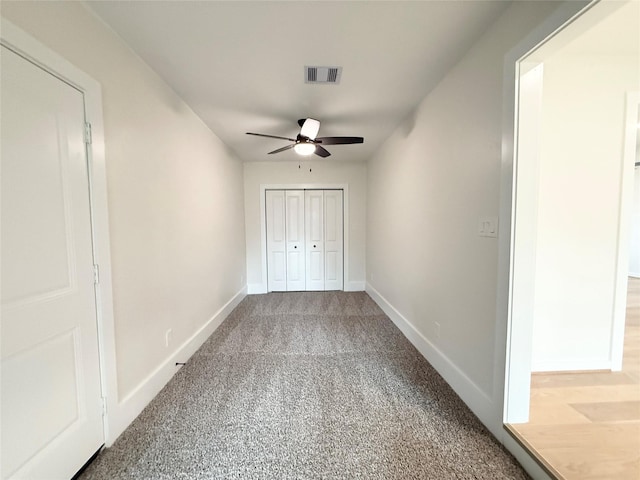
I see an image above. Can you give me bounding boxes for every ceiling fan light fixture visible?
[247,118,363,158]
[294,143,316,156]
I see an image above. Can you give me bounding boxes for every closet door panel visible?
[305,190,324,291]
[324,190,344,291]
[266,191,287,291]
[286,190,305,291]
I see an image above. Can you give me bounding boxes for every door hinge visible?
[101,397,108,417]
[84,122,92,144]
[93,264,100,284]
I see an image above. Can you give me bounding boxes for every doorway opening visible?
[504,1,640,477]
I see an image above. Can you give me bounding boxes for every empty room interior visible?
[1,1,638,479]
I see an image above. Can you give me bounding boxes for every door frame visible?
[502,0,637,426]
[258,183,349,294]
[612,91,640,370]
[1,19,118,445]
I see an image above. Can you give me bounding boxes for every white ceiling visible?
[86,0,513,163]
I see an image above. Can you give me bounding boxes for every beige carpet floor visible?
[80,291,528,479]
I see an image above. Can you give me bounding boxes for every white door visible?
[1,46,104,479]
[324,190,344,291]
[305,190,325,291]
[285,190,305,291]
[266,190,287,292]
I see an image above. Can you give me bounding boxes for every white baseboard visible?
[106,286,247,444]
[629,272,640,279]
[249,281,365,294]
[345,281,365,291]
[531,358,611,373]
[247,283,267,294]
[365,283,496,431]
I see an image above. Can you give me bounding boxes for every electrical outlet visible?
[478,216,498,238]
[165,329,172,348]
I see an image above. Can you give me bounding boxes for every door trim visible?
[1,19,118,446]
[502,0,632,425]
[495,1,625,477]
[255,184,350,294]
[611,91,640,370]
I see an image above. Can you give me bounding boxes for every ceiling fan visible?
[246,118,364,158]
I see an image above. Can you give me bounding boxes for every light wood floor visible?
[509,277,640,480]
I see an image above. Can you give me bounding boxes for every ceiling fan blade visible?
[316,136,364,145]
[300,118,320,140]
[268,144,295,155]
[314,146,331,158]
[246,132,296,142]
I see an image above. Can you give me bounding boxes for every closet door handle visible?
[314,245,317,248]
[294,246,297,249]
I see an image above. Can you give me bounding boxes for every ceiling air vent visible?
[305,66,342,85]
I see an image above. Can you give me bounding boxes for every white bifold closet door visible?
[266,190,305,291]
[266,189,343,291]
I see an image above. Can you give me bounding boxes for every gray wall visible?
[366,0,561,425]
